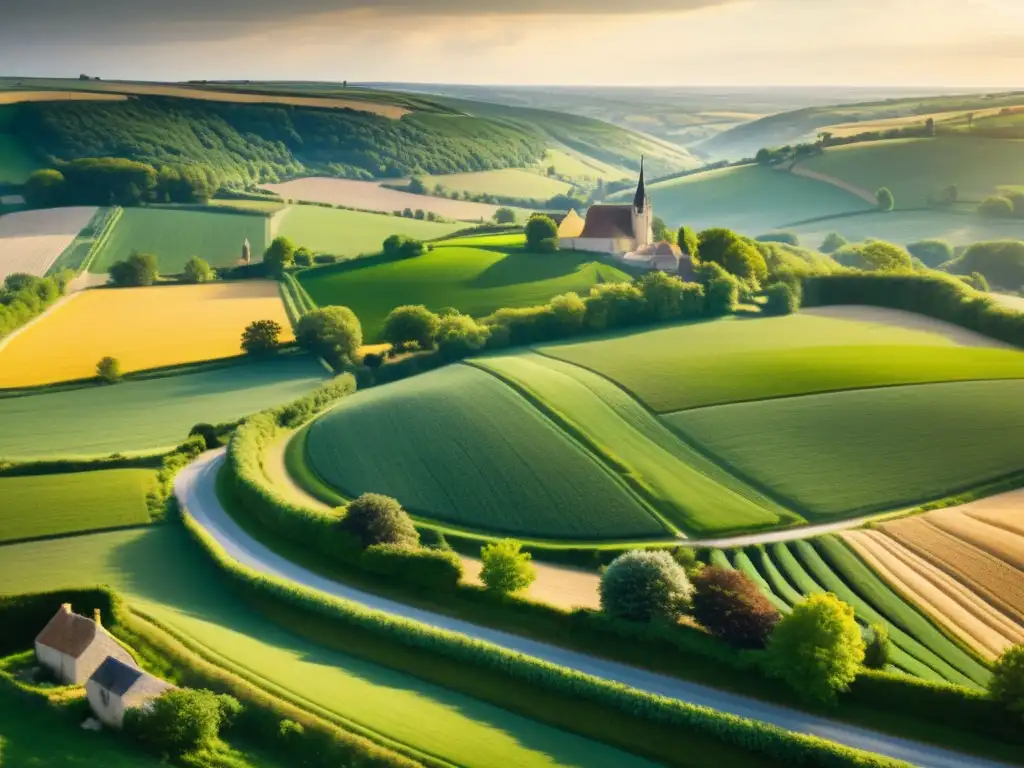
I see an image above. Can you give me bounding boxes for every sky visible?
[2,0,1024,87]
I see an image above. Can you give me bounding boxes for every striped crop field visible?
[0,468,156,544]
[0,207,98,282]
[0,354,329,459]
[714,538,991,688]
[0,281,293,388]
[89,207,268,274]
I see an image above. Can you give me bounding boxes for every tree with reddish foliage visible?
[691,566,781,649]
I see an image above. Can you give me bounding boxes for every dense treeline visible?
[14,97,548,189]
[0,272,71,340]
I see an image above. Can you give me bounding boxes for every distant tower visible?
[242,238,251,265]
[630,156,653,249]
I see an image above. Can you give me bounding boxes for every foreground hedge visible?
[180,511,905,768]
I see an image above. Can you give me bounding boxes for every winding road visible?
[175,450,1016,768]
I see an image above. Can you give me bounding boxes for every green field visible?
[0,356,329,458]
[90,207,269,273]
[790,209,1024,249]
[304,364,664,539]
[716,538,990,688]
[539,313,1023,413]
[0,468,156,543]
[421,169,573,199]
[797,137,1024,209]
[0,526,656,768]
[470,352,795,535]
[275,204,460,257]
[606,164,867,233]
[299,234,633,340]
[541,148,631,181]
[668,379,1024,518]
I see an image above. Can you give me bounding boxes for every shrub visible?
[188,423,220,450]
[907,239,954,268]
[96,356,122,383]
[698,228,768,282]
[109,251,158,287]
[240,320,282,356]
[670,547,704,577]
[126,688,226,757]
[864,623,891,670]
[295,306,363,367]
[757,231,799,246]
[536,236,559,253]
[493,207,516,224]
[989,644,1024,720]
[525,215,558,251]
[599,550,693,622]
[875,187,895,211]
[677,226,699,258]
[23,168,66,208]
[767,593,865,704]
[293,247,314,267]
[435,311,491,361]
[182,256,214,284]
[337,494,419,549]
[480,539,537,595]
[638,272,704,321]
[833,241,912,272]
[704,275,739,317]
[946,240,1024,290]
[360,544,462,590]
[263,236,296,278]
[584,282,648,330]
[382,235,426,260]
[381,305,441,350]
[762,282,800,316]
[820,232,847,253]
[691,567,781,649]
[978,196,1015,218]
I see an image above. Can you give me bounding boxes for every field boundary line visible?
[0,521,154,550]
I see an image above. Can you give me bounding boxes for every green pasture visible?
[797,137,1024,209]
[541,148,631,181]
[299,235,633,340]
[540,312,1015,413]
[0,355,329,458]
[0,468,156,544]
[421,169,573,199]
[90,207,269,273]
[0,526,657,768]
[304,364,664,539]
[606,164,867,233]
[790,209,1024,249]
[471,352,794,535]
[275,204,459,257]
[667,379,1024,518]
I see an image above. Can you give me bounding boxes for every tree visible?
[381,305,441,350]
[525,215,558,251]
[480,539,536,595]
[766,593,865,704]
[241,319,282,356]
[864,623,891,669]
[294,247,315,267]
[691,566,781,649]
[109,251,159,287]
[697,228,768,283]
[820,232,847,254]
[295,306,362,368]
[875,187,895,212]
[947,240,1024,289]
[96,356,121,384]
[639,271,704,321]
[435,311,491,361]
[704,275,739,317]
[493,207,516,225]
[23,169,66,208]
[263,236,296,278]
[337,493,419,549]
[125,688,230,757]
[833,241,913,272]
[651,216,673,243]
[989,644,1024,720]
[599,550,693,622]
[407,176,427,195]
[907,239,954,267]
[677,226,699,258]
[182,256,214,284]
[762,282,800,316]
[383,234,426,259]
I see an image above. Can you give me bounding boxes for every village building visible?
[34,603,137,685]
[550,209,585,239]
[86,656,175,728]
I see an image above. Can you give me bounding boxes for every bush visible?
[295,306,363,368]
[762,282,800,316]
[109,251,158,287]
[263,236,296,278]
[833,241,912,272]
[704,275,739,317]
[494,207,516,224]
[536,236,559,253]
[757,231,799,246]
[188,423,220,450]
[126,688,226,757]
[435,311,491,361]
[599,550,693,622]
[337,494,419,549]
[767,594,865,704]
[677,226,699,258]
[584,282,648,331]
[293,247,314,267]
[989,644,1024,720]
[978,196,1015,218]
[96,356,122,383]
[525,215,558,251]
[182,256,214,284]
[875,187,895,211]
[360,544,462,591]
[820,232,847,253]
[864,623,891,670]
[382,234,426,259]
[690,567,781,649]
[480,539,537,595]
[907,239,954,268]
[638,272,704,321]
[240,320,282,356]
[698,228,768,282]
[381,305,440,350]
[23,168,66,208]
[946,240,1024,290]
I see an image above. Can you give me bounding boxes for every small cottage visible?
[86,656,175,728]
[34,603,137,685]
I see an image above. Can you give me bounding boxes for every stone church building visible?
[560,161,653,256]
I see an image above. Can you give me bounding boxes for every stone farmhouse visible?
[87,656,175,728]
[35,603,137,685]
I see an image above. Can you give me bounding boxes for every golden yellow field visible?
[0,282,293,387]
[0,91,127,105]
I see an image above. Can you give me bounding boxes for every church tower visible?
[630,157,653,249]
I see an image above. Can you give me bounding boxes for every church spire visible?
[632,156,647,212]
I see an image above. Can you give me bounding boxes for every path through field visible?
[0,206,97,282]
[786,165,877,206]
[178,449,1013,768]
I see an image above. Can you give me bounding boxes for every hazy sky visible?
[3,0,1023,86]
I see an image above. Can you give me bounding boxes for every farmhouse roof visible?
[579,205,635,239]
[36,604,98,659]
[90,656,144,696]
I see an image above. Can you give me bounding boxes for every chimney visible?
[93,608,102,627]
[61,602,72,614]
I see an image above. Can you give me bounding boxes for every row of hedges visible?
[225,376,463,592]
[179,511,903,768]
[800,272,1024,347]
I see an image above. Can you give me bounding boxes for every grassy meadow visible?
[421,168,573,199]
[304,364,665,539]
[0,355,328,458]
[541,148,631,181]
[0,282,292,387]
[90,207,268,274]
[274,204,459,257]
[789,209,1024,249]
[0,468,156,544]
[299,234,634,340]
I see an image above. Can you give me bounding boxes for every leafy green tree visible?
[639,271,704,321]
[767,593,865,704]
[383,234,426,259]
[525,215,558,251]
[337,493,419,548]
[407,176,427,194]
[875,187,895,212]
[435,311,491,361]
[109,251,159,287]
[125,688,229,757]
[697,228,767,283]
[820,232,847,254]
[676,226,699,258]
[263,236,296,278]
[864,623,891,669]
[295,306,363,368]
[989,644,1024,720]
[293,247,315,267]
[381,305,441,350]
[23,169,66,208]
[599,550,693,622]
[480,539,536,595]
[762,282,800,315]
[651,216,672,243]
[241,319,282,356]
[493,207,516,225]
[96,356,121,384]
[182,256,214,284]
[691,566,781,649]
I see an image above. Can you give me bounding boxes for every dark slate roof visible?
[90,656,143,696]
[633,158,647,212]
[579,205,635,239]
[36,608,97,659]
